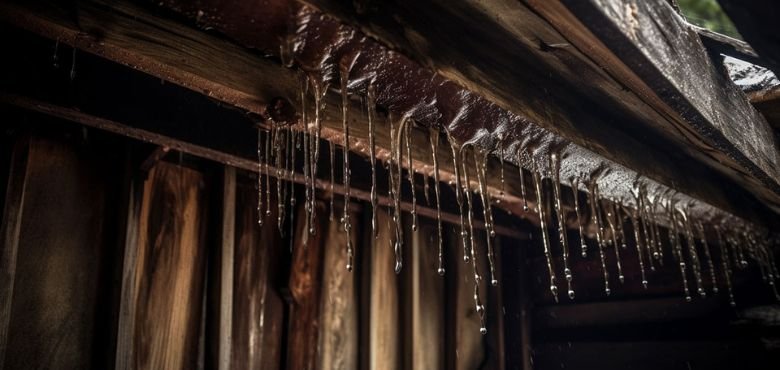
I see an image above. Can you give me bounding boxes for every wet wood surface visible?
[318,203,360,370]
[369,209,401,370]
[287,201,326,370]
[230,178,284,369]
[132,163,209,370]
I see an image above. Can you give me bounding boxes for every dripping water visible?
[340,66,354,271]
[406,119,418,232]
[550,152,573,299]
[429,127,445,276]
[367,83,379,240]
[475,149,498,286]
[696,222,718,294]
[588,179,610,296]
[447,132,469,263]
[532,155,558,302]
[257,128,264,227]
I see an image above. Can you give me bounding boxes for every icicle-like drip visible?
[696,222,718,294]
[626,203,648,288]
[389,115,405,274]
[475,149,498,286]
[497,134,506,205]
[680,207,705,298]
[550,153,573,299]
[329,141,336,221]
[517,150,529,212]
[265,126,273,220]
[588,179,610,296]
[406,119,418,232]
[667,199,692,301]
[649,194,664,263]
[257,128,265,227]
[461,146,487,334]
[308,74,328,236]
[340,67,354,271]
[532,155,558,302]
[637,187,656,271]
[367,83,379,240]
[300,76,312,239]
[429,127,445,276]
[447,132,469,263]
[275,126,286,234]
[570,177,588,258]
[604,198,625,284]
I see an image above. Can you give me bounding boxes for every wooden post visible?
[0,136,29,369]
[218,167,236,370]
[370,210,400,370]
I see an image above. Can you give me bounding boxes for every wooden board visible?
[3,136,119,369]
[408,220,445,370]
[230,178,284,369]
[132,162,209,370]
[370,210,401,370]
[317,203,360,370]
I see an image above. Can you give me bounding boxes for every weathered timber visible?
[288,0,780,222]
[133,163,209,370]
[0,91,526,240]
[692,26,765,67]
[0,0,545,226]
[718,0,780,77]
[231,180,284,369]
[370,210,400,370]
[318,204,360,370]
[552,0,780,204]
[287,202,326,370]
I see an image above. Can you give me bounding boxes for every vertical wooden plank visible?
[318,204,360,370]
[133,162,209,370]
[230,178,283,369]
[218,167,235,370]
[115,168,143,370]
[287,201,326,370]
[0,136,28,369]
[410,220,445,370]
[486,237,506,370]
[500,235,533,370]
[370,210,400,370]
[3,136,117,369]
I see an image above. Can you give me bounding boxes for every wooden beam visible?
[693,26,765,67]
[115,171,143,370]
[0,93,527,240]
[0,136,29,369]
[549,0,780,202]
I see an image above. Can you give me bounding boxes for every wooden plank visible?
[317,203,360,370]
[132,163,209,370]
[370,210,400,370]
[230,179,283,369]
[692,26,765,67]
[287,201,326,370]
[218,167,236,370]
[0,136,28,368]
[3,137,118,369]
[451,229,488,370]
[409,220,445,370]
[115,168,144,370]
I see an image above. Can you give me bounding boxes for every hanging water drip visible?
[429,127,445,276]
[340,64,354,271]
[696,222,718,294]
[588,178,610,296]
[447,131,470,264]
[625,203,648,288]
[679,207,706,298]
[667,199,692,301]
[550,152,573,299]
[389,114,405,274]
[461,145,487,334]
[475,149,498,286]
[257,128,264,227]
[265,126,273,220]
[604,198,625,284]
[406,119,418,232]
[516,149,530,213]
[570,177,588,259]
[497,134,506,206]
[367,83,379,240]
[531,154,559,302]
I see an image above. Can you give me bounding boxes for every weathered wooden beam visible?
[549,0,780,204]
[0,92,527,240]
[115,170,143,370]
[692,26,765,67]
[218,167,236,370]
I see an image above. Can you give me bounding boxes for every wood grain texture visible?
[287,201,326,370]
[230,179,284,369]
[451,230,488,370]
[370,210,400,370]
[409,220,445,370]
[218,167,235,370]
[318,204,360,370]
[3,137,116,369]
[133,162,209,370]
